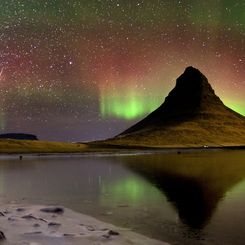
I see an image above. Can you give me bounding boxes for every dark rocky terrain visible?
[0,133,38,140]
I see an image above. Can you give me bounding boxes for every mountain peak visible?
[184,66,203,76]
[161,67,223,117]
[184,66,202,74]
[176,66,209,88]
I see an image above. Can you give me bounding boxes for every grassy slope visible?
[0,139,87,153]
[99,113,245,148]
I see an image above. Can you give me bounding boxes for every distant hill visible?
[0,133,38,140]
[100,66,245,148]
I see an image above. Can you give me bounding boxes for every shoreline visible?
[0,145,244,156]
[0,138,244,155]
[0,204,168,245]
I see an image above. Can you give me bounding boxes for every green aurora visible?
[100,92,162,120]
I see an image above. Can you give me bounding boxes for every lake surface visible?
[0,150,245,244]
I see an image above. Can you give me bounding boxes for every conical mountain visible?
[106,67,245,147]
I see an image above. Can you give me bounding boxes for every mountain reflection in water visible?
[117,151,245,229]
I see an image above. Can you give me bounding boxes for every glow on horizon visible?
[100,90,162,120]
[224,101,245,116]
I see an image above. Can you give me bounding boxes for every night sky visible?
[0,0,244,141]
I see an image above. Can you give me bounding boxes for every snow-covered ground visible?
[0,205,169,245]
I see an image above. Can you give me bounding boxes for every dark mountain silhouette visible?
[103,66,245,147]
[0,133,38,140]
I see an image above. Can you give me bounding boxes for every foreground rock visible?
[0,231,5,240]
[0,205,168,245]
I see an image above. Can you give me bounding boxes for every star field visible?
[0,0,244,141]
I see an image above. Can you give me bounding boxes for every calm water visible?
[0,150,245,244]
